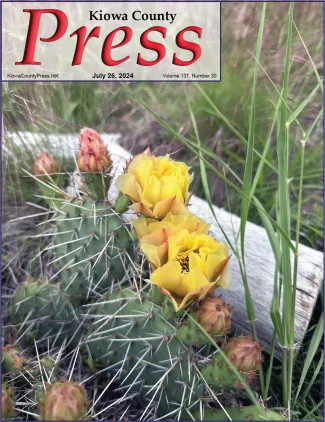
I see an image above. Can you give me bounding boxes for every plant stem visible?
[287,141,306,412]
[277,3,294,409]
[282,347,288,408]
[264,329,277,400]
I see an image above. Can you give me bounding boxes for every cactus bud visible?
[33,151,60,176]
[224,336,263,372]
[2,345,25,374]
[32,151,67,207]
[194,296,232,336]
[2,385,14,420]
[39,381,88,420]
[78,127,112,172]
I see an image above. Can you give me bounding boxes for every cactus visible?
[53,197,135,300]
[33,151,61,176]
[192,404,285,420]
[11,278,81,348]
[84,289,262,420]
[85,289,212,420]
[85,289,263,419]
[2,385,15,420]
[12,144,271,421]
[200,336,262,392]
[2,345,25,375]
[32,129,135,301]
[39,381,89,420]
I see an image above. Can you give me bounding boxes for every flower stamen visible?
[174,253,190,273]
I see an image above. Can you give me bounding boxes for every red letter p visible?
[15,9,68,65]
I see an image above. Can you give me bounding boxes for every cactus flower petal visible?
[133,212,209,239]
[115,173,141,203]
[116,152,193,220]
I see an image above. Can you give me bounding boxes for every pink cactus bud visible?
[39,381,88,420]
[224,336,263,372]
[78,127,112,172]
[33,151,60,175]
[194,296,232,336]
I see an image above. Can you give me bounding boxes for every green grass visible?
[2,2,323,420]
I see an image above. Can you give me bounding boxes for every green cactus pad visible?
[53,197,135,301]
[11,279,81,348]
[176,318,219,346]
[85,289,208,420]
[200,355,256,392]
[79,172,111,201]
[192,404,285,420]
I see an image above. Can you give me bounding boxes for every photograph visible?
[1,1,324,421]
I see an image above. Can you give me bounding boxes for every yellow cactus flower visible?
[133,212,210,239]
[142,230,231,311]
[116,150,193,220]
[134,213,210,271]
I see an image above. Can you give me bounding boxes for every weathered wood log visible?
[6,131,323,354]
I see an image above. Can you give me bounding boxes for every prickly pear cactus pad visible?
[10,278,81,348]
[85,288,211,420]
[53,196,135,300]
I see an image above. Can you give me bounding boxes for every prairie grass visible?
[2,2,323,419]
